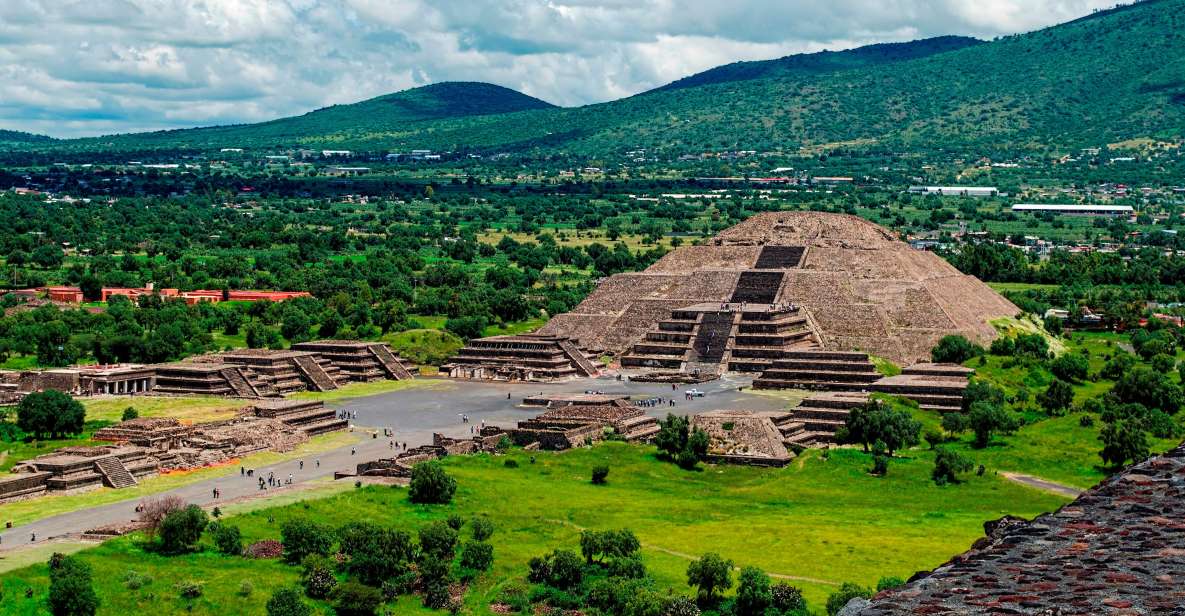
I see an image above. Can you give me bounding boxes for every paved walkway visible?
[1000,472,1084,498]
[0,373,781,551]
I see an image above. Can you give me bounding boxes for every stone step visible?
[94,456,137,489]
[299,418,349,436]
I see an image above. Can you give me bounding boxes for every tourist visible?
[351,448,356,456]
[288,474,293,484]
[299,460,304,470]
[389,440,394,449]
[30,532,35,542]
[240,466,244,476]
[316,459,320,467]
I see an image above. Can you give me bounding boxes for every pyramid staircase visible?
[220,367,261,398]
[94,456,137,489]
[293,354,339,391]
[776,392,870,448]
[369,344,414,380]
[613,414,661,442]
[558,339,601,377]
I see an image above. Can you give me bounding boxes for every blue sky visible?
[0,0,1118,138]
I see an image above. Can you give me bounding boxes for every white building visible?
[908,186,998,197]
[1011,204,1133,217]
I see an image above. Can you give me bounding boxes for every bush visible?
[176,581,203,599]
[418,554,453,609]
[408,460,457,504]
[591,464,610,484]
[267,587,311,616]
[1049,353,1088,382]
[826,582,872,615]
[686,552,733,607]
[529,549,583,590]
[445,514,465,530]
[496,583,531,613]
[48,553,100,616]
[1079,414,1095,427]
[459,540,494,572]
[337,522,414,587]
[301,554,338,599]
[209,521,243,556]
[332,581,383,616]
[664,596,702,616]
[771,582,806,613]
[877,576,905,591]
[932,447,974,485]
[244,539,283,559]
[1038,378,1075,415]
[503,458,519,468]
[870,452,889,476]
[238,580,254,597]
[735,566,772,616]
[418,520,459,560]
[123,570,152,590]
[967,401,1022,448]
[121,407,139,421]
[158,504,208,554]
[471,516,494,541]
[281,518,334,564]
[931,335,982,364]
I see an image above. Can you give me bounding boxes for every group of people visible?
[337,410,357,420]
[637,396,675,408]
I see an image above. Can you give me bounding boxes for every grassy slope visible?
[0,442,1064,615]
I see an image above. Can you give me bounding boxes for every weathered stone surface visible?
[858,442,1185,615]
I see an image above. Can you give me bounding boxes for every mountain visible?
[0,129,54,145]
[27,0,1185,155]
[656,36,982,92]
[66,82,554,150]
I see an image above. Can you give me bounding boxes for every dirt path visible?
[544,518,838,586]
[1000,472,1083,498]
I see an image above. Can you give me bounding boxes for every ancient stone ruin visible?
[0,400,345,503]
[692,410,795,466]
[854,441,1185,615]
[442,334,601,381]
[506,404,660,449]
[539,212,1016,371]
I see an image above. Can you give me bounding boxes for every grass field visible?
[289,378,443,404]
[0,442,1066,615]
[82,396,251,423]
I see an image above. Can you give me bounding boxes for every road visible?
[0,372,783,551]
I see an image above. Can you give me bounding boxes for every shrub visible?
[771,582,806,613]
[337,522,414,587]
[281,518,334,564]
[1038,378,1075,415]
[471,516,494,541]
[418,520,459,560]
[121,407,139,421]
[159,504,208,554]
[238,580,254,597]
[529,549,583,590]
[1049,353,1088,382]
[459,540,494,572]
[877,576,905,591]
[409,460,457,504]
[931,335,982,364]
[122,570,153,590]
[138,494,186,540]
[301,554,338,599]
[826,582,872,616]
[176,581,203,599]
[48,554,100,616]
[333,581,383,616]
[496,583,531,613]
[591,464,610,484]
[932,447,974,485]
[503,458,519,468]
[418,554,453,609]
[446,514,465,530]
[967,401,1022,448]
[267,587,311,616]
[1079,414,1095,427]
[870,452,889,476]
[209,521,243,556]
[665,596,702,616]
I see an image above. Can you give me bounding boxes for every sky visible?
[0,0,1120,138]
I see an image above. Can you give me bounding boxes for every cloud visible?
[0,0,1118,138]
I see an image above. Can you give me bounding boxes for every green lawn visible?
[0,442,1066,615]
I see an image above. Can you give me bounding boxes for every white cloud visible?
[0,0,1118,137]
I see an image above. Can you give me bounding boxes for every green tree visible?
[837,400,921,455]
[158,504,208,554]
[337,522,414,586]
[1038,379,1075,414]
[825,582,873,616]
[208,521,242,556]
[967,401,1021,448]
[121,407,138,421]
[1112,366,1183,414]
[1049,353,1088,382]
[418,520,459,560]
[266,587,311,616]
[332,581,383,616]
[771,582,807,613]
[280,518,334,564]
[735,566,773,616]
[1099,419,1150,468]
[301,554,337,599]
[931,335,982,364]
[686,552,733,607]
[16,390,85,439]
[47,553,100,616]
[459,540,494,572]
[932,447,974,485]
[409,460,457,504]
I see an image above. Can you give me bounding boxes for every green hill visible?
[656,35,982,92]
[28,0,1185,155]
[0,129,53,146]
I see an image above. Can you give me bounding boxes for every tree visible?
[771,582,807,613]
[580,529,640,564]
[1099,419,1150,468]
[32,244,64,269]
[209,521,242,556]
[266,587,311,616]
[332,581,383,616]
[17,390,86,439]
[591,464,610,484]
[459,540,494,572]
[655,413,690,459]
[471,517,494,541]
[301,554,338,599]
[735,566,772,616]
[337,522,414,586]
[825,582,872,616]
[158,504,208,554]
[1049,353,1088,382]
[529,549,583,590]
[47,553,99,616]
[837,401,921,456]
[932,447,974,485]
[280,518,334,564]
[409,460,456,504]
[418,520,459,560]
[1038,379,1075,414]
[961,378,1006,412]
[686,552,733,607]
[121,407,138,421]
[1112,366,1183,414]
[967,401,1021,448]
[931,335,982,364]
